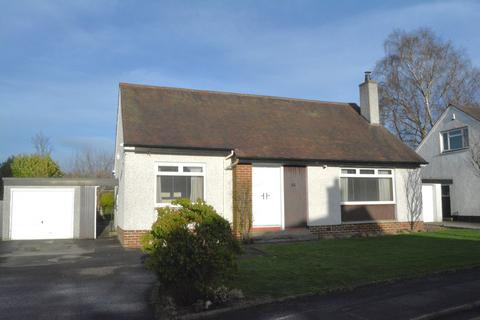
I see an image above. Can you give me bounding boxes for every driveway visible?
[0,238,155,320]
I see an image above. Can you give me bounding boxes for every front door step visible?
[250,228,316,243]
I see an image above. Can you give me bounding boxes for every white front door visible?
[10,188,75,240]
[422,184,435,222]
[252,166,282,227]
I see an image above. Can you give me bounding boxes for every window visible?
[359,169,375,174]
[442,127,469,152]
[155,163,205,205]
[340,168,394,203]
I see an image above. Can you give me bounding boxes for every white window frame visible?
[339,168,396,205]
[441,127,469,153]
[154,162,207,207]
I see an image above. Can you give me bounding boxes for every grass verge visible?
[230,229,480,298]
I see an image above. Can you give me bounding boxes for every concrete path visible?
[441,221,480,230]
[213,268,480,320]
[0,238,155,320]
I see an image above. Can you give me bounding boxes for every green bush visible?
[142,199,241,305]
[99,191,114,215]
[11,154,62,177]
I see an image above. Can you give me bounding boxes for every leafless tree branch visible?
[66,147,114,178]
[31,132,52,156]
[374,28,480,148]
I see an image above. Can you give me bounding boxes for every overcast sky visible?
[1,0,480,168]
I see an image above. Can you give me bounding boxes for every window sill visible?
[155,203,181,208]
[341,202,395,205]
[441,147,469,155]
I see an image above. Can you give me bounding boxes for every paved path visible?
[214,268,480,320]
[442,221,480,230]
[0,238,155,320]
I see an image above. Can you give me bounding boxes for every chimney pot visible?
[364,71,372,81]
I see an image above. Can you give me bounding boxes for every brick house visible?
[114,73,426,247]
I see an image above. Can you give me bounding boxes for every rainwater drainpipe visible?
[225,150,238,170]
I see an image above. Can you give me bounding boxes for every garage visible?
[1,178,116,241]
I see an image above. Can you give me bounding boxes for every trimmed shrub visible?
[99,191,114,216]
[142,199,241,305]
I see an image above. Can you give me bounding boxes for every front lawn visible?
[231,229,480,298]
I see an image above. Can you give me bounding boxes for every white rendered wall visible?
[394,168,422,222]
[120,151,233,230]
[307,166,342,226]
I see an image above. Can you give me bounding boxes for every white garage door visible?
[422,184,435,223]
[11,188,75,240]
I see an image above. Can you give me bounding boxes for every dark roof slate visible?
[120,83,426,165]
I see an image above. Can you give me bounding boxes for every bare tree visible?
[67,147,114,178]
[374,28,480,148]
[470,139,480,177]
[405,169,423,230]
[234,187,252,241]
[32,132,53,156]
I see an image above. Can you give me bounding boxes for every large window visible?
[442,127,469,152]
[155,163,205,205]
[340,168,394,203]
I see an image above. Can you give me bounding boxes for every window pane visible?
[173,176,188,199]
[340,177,392,202]
[340,177,348,201]
[449,135,463,150]
[378,170,392,175]
[158,166,178,172]
[378,178,393,201]
[449,129,462,136]
[359,169,375,175]
[341,169,356,174]
[443,133,449,150]
[183,166,203,173]
[157,176,204,203]
[157,176,172,203]
[463,128,469,147]
[189,176,204,202]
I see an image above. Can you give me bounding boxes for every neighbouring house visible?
[114,73,427,248]
[416,105,480,223]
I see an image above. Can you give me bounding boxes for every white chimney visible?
[359,71,380,125]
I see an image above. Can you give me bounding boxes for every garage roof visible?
[2,178,118,187]
[120,83,426,165]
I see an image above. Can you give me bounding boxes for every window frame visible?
[339,168,396,205]
[154,162,207,207]
[441,127,469,153]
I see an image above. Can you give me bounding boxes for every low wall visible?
[309,221,425,238]
[118,222,426,248]
[117,227,148,248]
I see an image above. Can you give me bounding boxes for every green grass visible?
[230,229,480,298]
